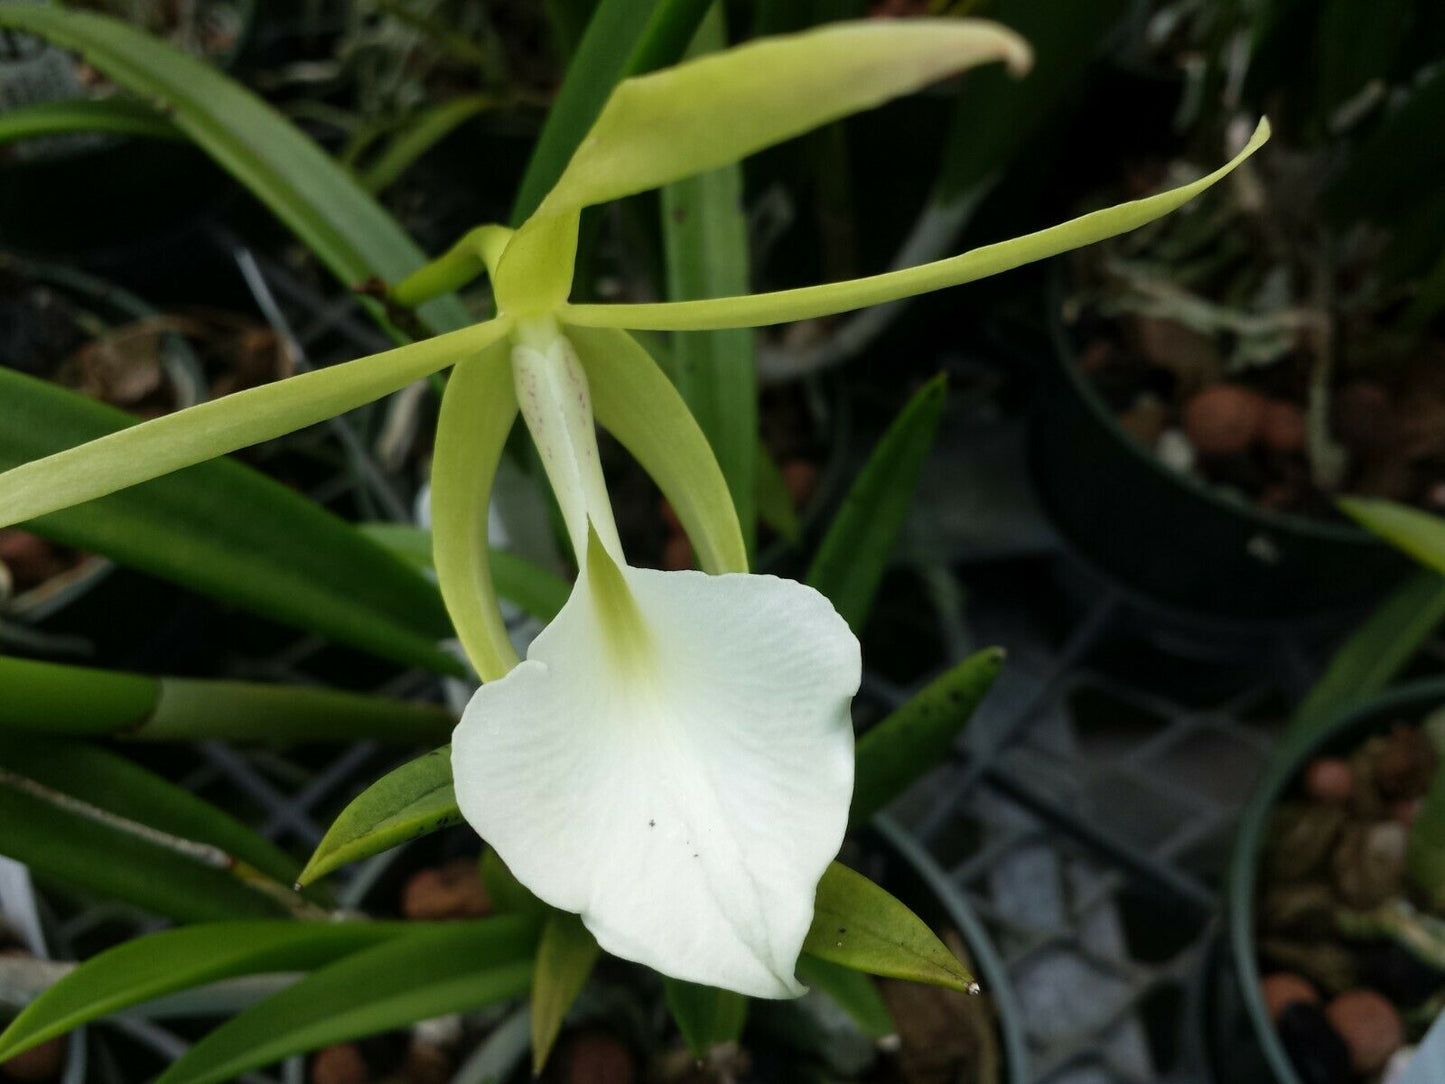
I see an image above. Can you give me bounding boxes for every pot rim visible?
[1227,676,1445,1084]
[1046,275,1381,549]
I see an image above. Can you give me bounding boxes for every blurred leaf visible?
[755,442,802,544]
[154,917,542,1084]
[568,325,749,574]
[480,849,547,917]
[511,0,713,223]
[659,8,756,551]
[0,366,471,676]
[851,647,1005,826]
[1340,498,1445,574]
[1291,571,1445,739]
[1314,0,1407,117]
[0,96,179,145]
[531,910,601,1073]
[0,921,408,1062]
[1409,769,1445,909]
[0,736,298,886]
[0,748,292,923]
[298,747,460,888]
[0,655,454,743]
[804,863,974,993]
[663,978,748,1059]
[0,3,470,335]
[795,954,894,1040]
[808,375,947,630]
[431,342,525,682]
[359,94,494,194]
[361,521,570,620]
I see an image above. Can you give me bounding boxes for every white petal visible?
[451,566,860,998]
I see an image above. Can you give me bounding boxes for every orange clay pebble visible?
[401,858,489,920]
[662,533,694,571]
[1324,989,1404,1075]
[1304,758,1354,802]
[1394,798,1423,826]
[1182,384,1268,456]
[1261,973,1319,1020]
[1261,400,1307,453]
[310,1044,368,1084]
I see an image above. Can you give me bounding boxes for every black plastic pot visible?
[1220,678,1445,1084]
[1028,290,1408,621]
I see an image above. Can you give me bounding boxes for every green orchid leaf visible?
[1291,570,1445,740]
[511,0,712,223]
[794,954,895,1040]
[481,849,547,917]
[359,93,495,194]
[0,96,179,145]
[0,921,412,1063]
[298,747,461,888]
[1,656,158,737]
[359,522,571,621]
[1340,497,1445,575]
[430,340,525,682]
[1410,771,1445,910]
[562,119,1272,330]
[804,863,975,993]
[499,18,1029,308]
[531,910,601,1074]
[663,978,748,1059]
[0,3,469,336]
[850,647,1005,827]
[0,318,508,530]
[0,656,454,743]
[565,324,748,574]
[154,917,542,1084]
[755,442,803,544]
[659,8,756,550]
[0,736,299,887]
[0,747,293,924]
[808,375,947,630]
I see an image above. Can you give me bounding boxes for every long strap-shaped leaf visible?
[0,921,413,1062]
[0,317,509,529]
[0,367,466,675]
[561,119,1272,330]
[0,3,469,335]
[154,917,542,1084]
[496,18,1031,308]
[2,656,454,743]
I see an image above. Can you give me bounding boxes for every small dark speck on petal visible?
[648,819,655,827]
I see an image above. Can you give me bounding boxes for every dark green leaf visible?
[0,367,464,676]
[0,3,469,335]
[0,655,454,744]
[298,747,461,887]
[755,441,802,543]
[531,910,601,1073]
[155,917,542,1084]
[804,863,974,993]
[807,376,946,629]
[659,7,756,550]
[794,954,894,1040]
[359,94,494,194]
[0,921,409,1062]
[0,96,179,145]
[510,0,711,223]
[1291,571,1445,740]
[851,648,1004,826]
[663,978,748,1059]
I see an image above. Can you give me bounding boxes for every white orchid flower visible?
[0,17,1270,997]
